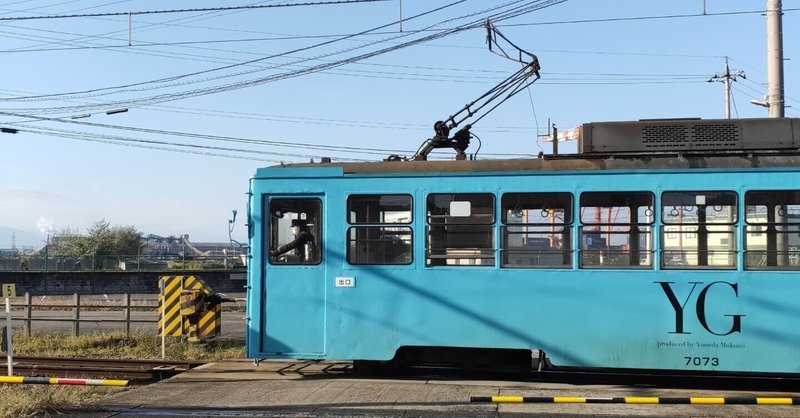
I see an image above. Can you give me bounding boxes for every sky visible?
[1,0,798,247]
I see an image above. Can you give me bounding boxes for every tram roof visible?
[257,151,800,177]
[257,118,800,177]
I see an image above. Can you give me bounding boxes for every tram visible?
[246,117,800,373]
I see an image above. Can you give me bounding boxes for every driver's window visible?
[268,198,321,265]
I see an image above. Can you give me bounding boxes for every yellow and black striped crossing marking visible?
[157,275,221,339]
[470,396,800,405]
[0,375,128,386]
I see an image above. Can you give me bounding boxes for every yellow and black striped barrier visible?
[471,396,800,405]
[158,275,221,341]
[0,376,128,386]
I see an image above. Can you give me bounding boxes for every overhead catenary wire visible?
[1,0,474,102]
[738,76,800,108]
[3,1,567,116]
[0,28,711,96]
[3,6,797,54]
[14,124,378,163]
[501,7,800,27]
[3,0,567,111]
[4,1,791,159]
[0,1,752,108]
[0,0,790,122]
[0,0,130,16]
[0,0,391,21]
[0,85,543,135]
[0,109,541,162]
[0,0,288,54]
[0,110,415,157]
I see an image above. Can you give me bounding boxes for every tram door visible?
[263,197,325,356]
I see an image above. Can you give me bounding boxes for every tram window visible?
[744,190,800,270]
[500,192,572,268]
[661,191,736,269]
[347,194,412,224]
[346,194,412,265]
[579,192,653,269]
[426,193,494,266]
[267,198,321,265]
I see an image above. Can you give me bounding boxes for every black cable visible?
[16,124,376,162]
[7,0,568,109]
[2,0,283,54]
[0,110,416,156]
[4,0,469,101]
[0,30,707,94]
[0,0,390,21]
[4,1,566,114]
[0,0,131,16]
[471,132,482,159]
[500,7,800,27]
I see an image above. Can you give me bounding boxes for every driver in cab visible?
[270,219,315,262]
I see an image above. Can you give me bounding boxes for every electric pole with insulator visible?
[709,57,745,119]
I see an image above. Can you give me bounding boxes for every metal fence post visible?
[24,292,31,337]
[124,293,131,337]
[72,293,80,337]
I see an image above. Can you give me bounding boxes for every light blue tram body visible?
[246,120,800,374]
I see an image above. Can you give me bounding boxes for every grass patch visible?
[0,385,117,418]
[12,331,244,361]
[1,332,244,417]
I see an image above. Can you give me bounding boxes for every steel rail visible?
[11,356,204,382]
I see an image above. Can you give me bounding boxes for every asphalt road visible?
[68,359,800,418]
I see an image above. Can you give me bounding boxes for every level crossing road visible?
[65,359,800,418]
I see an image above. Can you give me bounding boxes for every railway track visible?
[11,356,205,382]
[350,360,800,392]
[12,355,800,391]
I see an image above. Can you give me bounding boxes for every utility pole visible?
[551,124,558,155]
[709,57,744,119]
[766,0,784,118]
[398,0,402,32]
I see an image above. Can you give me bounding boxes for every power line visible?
[0,0,285,54]
[14,122,384,162]
[738,77,800,108]
[5,6,798,52]
[2,0,473,101]
[0,86,542,133]
[732,84,800,119]
[17,125,293,162]
[3,9,793,57]
[500,7,800,27]
[0,0,131,16]
[11,123,537,162]
[0,0,390,21]
[0,110,416,156]
[2,1,566,114]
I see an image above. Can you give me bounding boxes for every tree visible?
[50,219,142,257]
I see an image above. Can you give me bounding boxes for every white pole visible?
[160,280,166,360]
[5,297,12,376]
[766,0,784,118]
[399,0,402,32]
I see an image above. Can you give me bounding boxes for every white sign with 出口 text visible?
[335,277,355,288]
